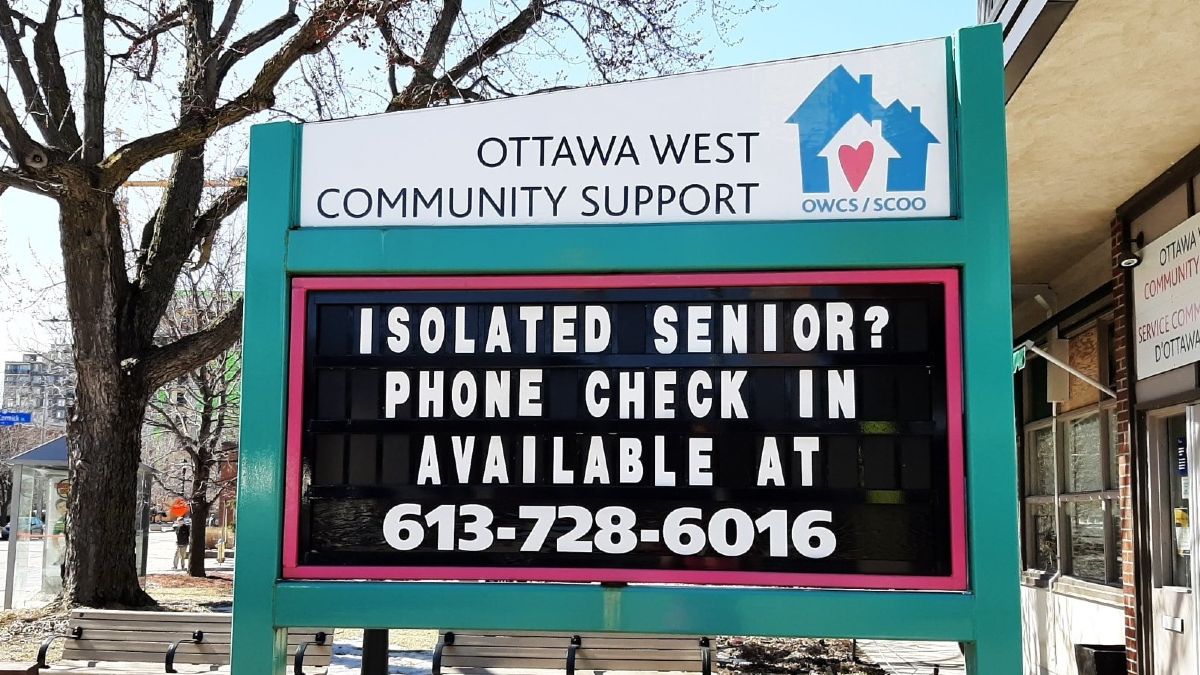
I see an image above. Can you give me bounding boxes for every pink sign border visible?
[281,270,968,591]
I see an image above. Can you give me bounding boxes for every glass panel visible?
[1028,502,1058,572]
[10,467,50,609]
[1108,409,1120,490]
[1030,427,1055,496]
[1165,414,1191,587]
[1110,499,1123,575]
[1065,415,1102,493]
[1029,357,1052,421]
[41,470,67,598]
[1068,501,1106,582]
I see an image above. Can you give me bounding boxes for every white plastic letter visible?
[384,371,410,418]
[584,371,611,417]
[386,307,410,353]
[828,369,856,419]
[652,305,679,354]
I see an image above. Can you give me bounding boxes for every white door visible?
[1148,405,1199,675]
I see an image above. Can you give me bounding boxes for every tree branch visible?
[212,0,246,47]
[140,297,243,391]
[0,166,60,196]
[419,0,461,69]
[203,184,249,231]
[101,0,378,189]
[214,9,299,81]
[388,0,545,111]
[0,0,59,144]
[82,0,106,164]
[0,81,42,162]
[445,0,544,82]
[108,6,186,60]
[31,0,84,154]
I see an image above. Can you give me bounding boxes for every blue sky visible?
[709,1,976,66]
[0,0,977,355]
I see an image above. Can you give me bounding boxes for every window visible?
[1023,409,1121,584]
[1162,414,1191,588]
[1019,325,1121,586]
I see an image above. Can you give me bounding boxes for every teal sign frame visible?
[233,25,1018,674]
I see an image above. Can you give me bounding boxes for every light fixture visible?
[1119,232,1145,268]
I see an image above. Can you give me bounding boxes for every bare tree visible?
[144,226,242,578]
[0,0,765,607]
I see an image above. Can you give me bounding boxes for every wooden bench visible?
[37,610,332,674]
[433,630,713,675]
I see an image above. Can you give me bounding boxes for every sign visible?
[1012,345,1027,374]
[1133,213,1200,379]
[233,27,1021,675]
[284,270,966,589]
[1179,436,1189,477]
[0,411,32,425]
[299,40,952,227]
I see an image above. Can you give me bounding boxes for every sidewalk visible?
[857,640,965,674]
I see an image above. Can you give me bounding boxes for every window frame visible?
[1018,323,1122,589]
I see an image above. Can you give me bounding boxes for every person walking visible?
[173,517,191,571]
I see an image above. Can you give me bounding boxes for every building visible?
[1,351,75,429]
[987,1,1200,673]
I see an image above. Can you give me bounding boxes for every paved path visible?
[858,640,965,674]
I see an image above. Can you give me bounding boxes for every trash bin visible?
[1074,644,1125,675]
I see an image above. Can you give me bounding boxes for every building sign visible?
[299,40,951,227]
[1133,213,1200,379]
[283,270,966,590]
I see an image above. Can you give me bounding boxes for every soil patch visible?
[717,636,885,674]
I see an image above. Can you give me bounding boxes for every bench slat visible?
[71,610,233,623]
[447,630,702,640]
[69,619,230,633]
[448,635,700,649]
[52,658,229,667]
[60,629,323,645]
[60,650,229,665]
[444,647,698,660]
[444,670,696,675]
[442,656,703,670]
[64,641,331,656]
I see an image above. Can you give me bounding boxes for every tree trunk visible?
[60,196,155,608]
[64,385,153,606]
[187,493,209,578]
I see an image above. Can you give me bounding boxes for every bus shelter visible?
[3,436,154,609]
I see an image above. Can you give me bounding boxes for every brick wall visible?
[1111,216,1139,675]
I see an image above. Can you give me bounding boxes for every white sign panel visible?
[1134,213,1200,379]
[299,39,952,227]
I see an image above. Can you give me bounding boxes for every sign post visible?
[233,25,1018,675]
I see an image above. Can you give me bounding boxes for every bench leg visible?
[37,627,83,669]
[565,635,581,675]
[293,631,327,675]
[431,631,455,675]
[699,637,711,675]
[166,630,205,673]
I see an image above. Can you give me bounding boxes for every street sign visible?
[0,411,32,426]
[1012,345,1027,374]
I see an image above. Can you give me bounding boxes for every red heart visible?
[838,141,874,192]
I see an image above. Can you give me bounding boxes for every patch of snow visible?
[327,639,432,675]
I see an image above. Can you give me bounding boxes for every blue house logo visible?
[786,65,939,193]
